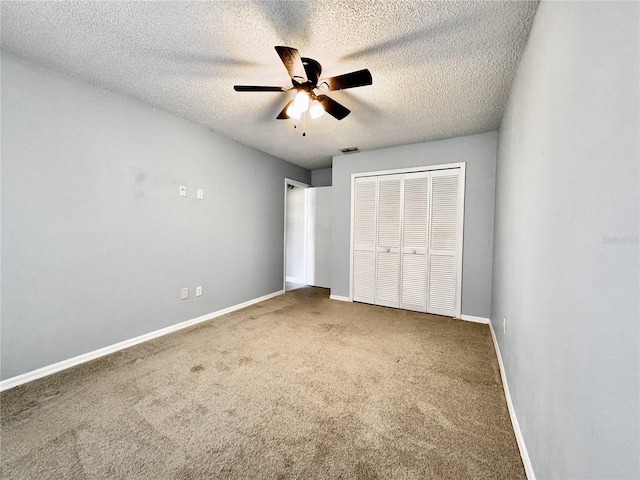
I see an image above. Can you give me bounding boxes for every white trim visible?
[489,321,536,480]
[329,294,351,302]
[350,162,467,179]
[0,290,285,392]
[286,179,310,189]
[283,178,310,291]
[286,276,306,285]
[456,163,466,318]
[460,314,490,324]
[348,175,355,301]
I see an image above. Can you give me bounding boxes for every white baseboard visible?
[489,321,536,480]
[460,314,490,324]
[0,289,285,392]
[329,295,350,302]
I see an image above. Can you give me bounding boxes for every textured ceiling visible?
[1,1,538,170]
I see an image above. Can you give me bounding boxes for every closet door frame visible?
[349,162,466,318]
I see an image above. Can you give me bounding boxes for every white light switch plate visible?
[197,189,204,199]
[179,186,187,197]
[181,288,189,300]
[196,286,202,296]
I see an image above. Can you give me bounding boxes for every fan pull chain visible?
[302,111,306,137]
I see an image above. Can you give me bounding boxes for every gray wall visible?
[311,168,332,187]
[492,2,639,479]
[331,132,497,318]
[306,187,332,289]
[1,52,310,380]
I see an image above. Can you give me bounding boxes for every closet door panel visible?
[376,252,400,307]
[354,178,377,248]
[375,175,402,308]
[401,253,427,311]
[428,255,457,311]
[427,170,462,317]
[376,177,402,250]
[352,177,377,304]
[353,250,375,302]
[402,174,429,251]
[430,173,459,252]
[400,173,429,311]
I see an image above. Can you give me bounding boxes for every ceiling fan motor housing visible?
[300,57,322,87]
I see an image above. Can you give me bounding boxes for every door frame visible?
[284,178,310,291]
[349,162,466,317]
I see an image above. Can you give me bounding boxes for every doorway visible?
[284,179,309,291]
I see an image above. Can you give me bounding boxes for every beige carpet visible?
[0,287,525,479]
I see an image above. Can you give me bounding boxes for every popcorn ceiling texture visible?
[1,1,538,170]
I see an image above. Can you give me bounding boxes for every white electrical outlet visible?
[503,318,506,335]
[181,287,189,300]
[197,189,204,199]
[196,286,202,296]
[179,185,187,197]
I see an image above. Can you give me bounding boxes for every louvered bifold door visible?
[400,173,430,312]
[427,169,463,317]
[375,174,403,308]
[352,176,377,304]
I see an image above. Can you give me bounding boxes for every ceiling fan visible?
[234,46,372,121]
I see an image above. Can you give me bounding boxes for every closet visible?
[351,165,464,317]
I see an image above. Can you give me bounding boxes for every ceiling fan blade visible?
[276,100,294,119]
[234,85,286,92]
[320,69,372,91]
[274,46,308,83]
[317,95,351,120]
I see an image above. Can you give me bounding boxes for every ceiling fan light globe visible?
[293,91,310,112]
[286,104,302,120]
[309,102,325,119]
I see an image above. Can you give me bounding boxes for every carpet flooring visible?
[1,287,525,479]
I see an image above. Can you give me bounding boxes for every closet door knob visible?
[386,248,390,253]
[412,249,416,254]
